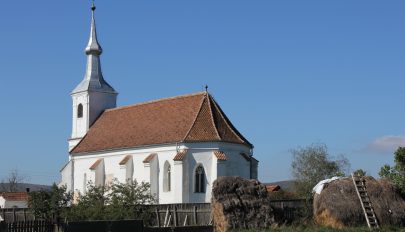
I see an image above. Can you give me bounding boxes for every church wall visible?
[67,142,254,204]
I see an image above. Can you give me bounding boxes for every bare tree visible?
[0,169,27,192]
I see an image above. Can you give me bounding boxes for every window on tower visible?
[78,104,83,118]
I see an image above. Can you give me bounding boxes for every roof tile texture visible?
[173,150,188,161]
[72,92,252,154]
[0,192,29,201]
[214,151,227,161]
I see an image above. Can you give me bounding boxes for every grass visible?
[239,226,405,232]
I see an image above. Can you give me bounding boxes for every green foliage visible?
[353,169,367,177]
[379,147,405,196]
[291,143,350,198]
[66,179,157,221]
[106,180,156,220]
[29,184,72,219]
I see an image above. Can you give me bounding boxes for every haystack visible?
[211,176,275,232]
[313,176,405,228]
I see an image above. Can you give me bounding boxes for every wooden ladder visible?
[351,173,379,229]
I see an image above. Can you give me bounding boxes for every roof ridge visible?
[207,94,221,140]
[183,93,207,141]
[105,91,206,112]
[210,95,252,146]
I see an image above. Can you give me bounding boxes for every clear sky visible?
[0,1,404,185]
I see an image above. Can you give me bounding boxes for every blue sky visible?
[0,1,404,185]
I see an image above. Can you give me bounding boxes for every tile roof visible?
[214,151,227,161]
[266,185,281,192]
[173,150,188,161]
[89,158,103,170]
[119,155,132,165]
[143,153,157,163]
[0,192,29,201]
[71,92,252,154]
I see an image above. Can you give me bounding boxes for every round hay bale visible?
[212,176,275,232]
[313,176,405,228]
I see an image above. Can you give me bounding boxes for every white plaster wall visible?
[70,145,178,202]
[67,142,254,204]
[60,161,73,191]
[0,197,4,208]
[71,93,89,139]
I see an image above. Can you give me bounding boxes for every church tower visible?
[69,3,118,151]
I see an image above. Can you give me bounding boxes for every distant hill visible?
[0,183,52,192]
[263,180,295,191]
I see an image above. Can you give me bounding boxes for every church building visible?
[60,4,258,204]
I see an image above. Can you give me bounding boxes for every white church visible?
[60,4,258,204]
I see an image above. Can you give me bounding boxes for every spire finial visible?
[85,0,102,55]
[205,84,209,92]
[91,0,96,12]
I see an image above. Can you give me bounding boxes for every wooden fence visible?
[0,209,35,223]
[0,221,54,232]
[0,221,213,232]
[143,203,212,227]
[0,199,310,226]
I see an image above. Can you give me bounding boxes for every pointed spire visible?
[85,1,102,55]
[71,1,117,94]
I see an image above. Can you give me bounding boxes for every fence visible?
[0,209,35,223]
[270,199,311,223]
[0,221,54,232]
[0,200,309,226]
[0,221,212,232]
[143,203,212,227]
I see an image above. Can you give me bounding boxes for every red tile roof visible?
[173,150,188,161]
[266,185,281,192]
[119,155,132,165]
[71,92,252,154]
[0,192,29,201]
[89,158,103,170]
[214,151,227,161]
[143,153,157,163]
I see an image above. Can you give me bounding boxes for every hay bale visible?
[314,176,405,228]
[212,176,275,232]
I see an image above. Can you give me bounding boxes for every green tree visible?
[107,180,156,220]
[379,147,405,196]
[291,143,350,198]
[29,184,72,220]
[66,183,109,221]
[67,180,156,221]
[353,169,367,177]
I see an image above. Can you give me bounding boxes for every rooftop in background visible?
[0,192,29,201]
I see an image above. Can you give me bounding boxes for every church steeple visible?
[69,2,118,151]
[71,2,116,94]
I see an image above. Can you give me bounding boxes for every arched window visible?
[195,165,205,193]
[163,161,171,192]
[77,104,83,118]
